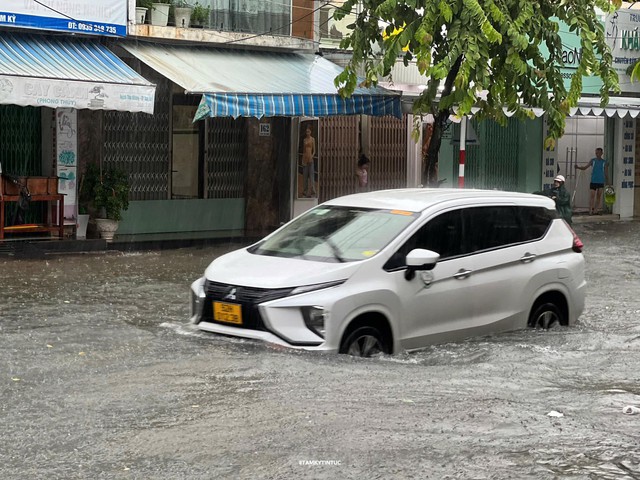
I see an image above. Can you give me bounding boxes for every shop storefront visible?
[108,42,401,239]
[0,0,156,239]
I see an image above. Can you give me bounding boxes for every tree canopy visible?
[334,0,622,186]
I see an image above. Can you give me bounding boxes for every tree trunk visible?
[422,56,463,187]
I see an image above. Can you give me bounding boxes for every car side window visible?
[519,206,554,240]
[465,206,523,253]
[384,210,463,270]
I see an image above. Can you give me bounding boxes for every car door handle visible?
[454,269,472,279]
[520,252,537,263]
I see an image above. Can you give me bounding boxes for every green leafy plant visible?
[80,163,130,221]
[335,0,623,186]
[191,2,210,25]
[136,0,153,7]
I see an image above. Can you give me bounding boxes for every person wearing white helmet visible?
[551,174,573,224]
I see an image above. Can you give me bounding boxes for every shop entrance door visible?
[556,116,605,214]
[171,97,202,199]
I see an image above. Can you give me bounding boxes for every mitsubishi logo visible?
[224,287,237,300]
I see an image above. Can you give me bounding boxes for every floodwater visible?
[1,221,640,479]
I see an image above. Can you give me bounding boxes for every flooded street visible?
[1,221,640,479]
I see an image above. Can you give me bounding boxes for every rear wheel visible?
[339,326,389,357]
[528,302,564,329]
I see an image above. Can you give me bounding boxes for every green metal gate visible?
[453,117,519,191]
[0,105,41,175]
[0,105,43,227]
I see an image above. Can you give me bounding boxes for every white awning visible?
[572,96,640,118]
[121,42,401,119]
[403,95,640,122]
[0,32,155,114]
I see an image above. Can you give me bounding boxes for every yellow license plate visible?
[213,302,242,325]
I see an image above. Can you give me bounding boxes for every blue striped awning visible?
[0,33,155,113]
[194,93,401,120]
[122,42,401,120]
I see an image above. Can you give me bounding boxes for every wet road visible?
[1,221,640,479]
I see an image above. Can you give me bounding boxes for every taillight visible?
[565,222,583,252]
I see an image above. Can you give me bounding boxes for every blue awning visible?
[194,93,401,119]
[122,42,401,120]
[0,33,155,113]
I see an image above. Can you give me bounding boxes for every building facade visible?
[0,0,402,243]
[320,3,640,219]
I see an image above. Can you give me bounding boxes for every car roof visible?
[322,188,555,213]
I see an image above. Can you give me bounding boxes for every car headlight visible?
[302,306,327,338]
[290,279,345,295]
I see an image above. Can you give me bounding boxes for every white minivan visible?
[190,188,586,356]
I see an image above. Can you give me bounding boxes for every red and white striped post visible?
[458,116,466,188]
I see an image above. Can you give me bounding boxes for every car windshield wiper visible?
[324,237,345,263]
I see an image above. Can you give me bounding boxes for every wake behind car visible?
[190,188,586,357]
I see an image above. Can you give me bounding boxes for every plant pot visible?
[150,3,170,26]
[95,218,119,242]
[76,214,90,239]
[135,7,148,24]
[174,7,192,28]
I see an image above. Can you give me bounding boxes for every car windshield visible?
[248,206,418,262]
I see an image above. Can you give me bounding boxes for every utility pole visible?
[458,116,466,188]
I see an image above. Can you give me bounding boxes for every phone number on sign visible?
[68,22,118,35]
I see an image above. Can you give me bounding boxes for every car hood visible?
[204,248,362,288]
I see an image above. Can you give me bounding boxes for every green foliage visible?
[336,0,622,183]
[631,60,640,82]
[191,2,210,24]
[136,0,154,8]
[80,163,130,221]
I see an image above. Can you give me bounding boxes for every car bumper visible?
[572,279,587,325]
[190,277,332,351]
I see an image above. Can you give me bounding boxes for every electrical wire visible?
[32,0,78,21]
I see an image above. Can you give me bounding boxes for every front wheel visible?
[339,326,389,357]
[528,302,564,329]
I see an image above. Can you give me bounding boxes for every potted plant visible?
[150,0,171,26]
[172,0,192,28]
[191,2,210,28]
[135,0,152,24]
[81,163,130,242]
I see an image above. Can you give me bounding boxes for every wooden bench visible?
[0,175,64,240]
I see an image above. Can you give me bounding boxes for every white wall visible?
[614,117,635,219]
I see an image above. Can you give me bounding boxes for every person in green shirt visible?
[550,175,573,225]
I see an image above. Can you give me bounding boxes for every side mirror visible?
[405,248,440,280]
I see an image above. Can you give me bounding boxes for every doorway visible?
[556,116,605,214]
[171,95,202,199]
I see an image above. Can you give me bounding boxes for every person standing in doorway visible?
[575,147,608,215]
[356,154,370,192]
[301,126,316,197]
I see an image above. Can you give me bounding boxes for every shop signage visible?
[621,30,640,51]
[0,0,127,37]
[562,47,581,66]
[56,108,78,223]
[551,9,640,95]
[605,9,640,93]
[0,75,155,114]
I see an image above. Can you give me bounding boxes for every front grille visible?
[202,281,295,330]
[205,282,295,303]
